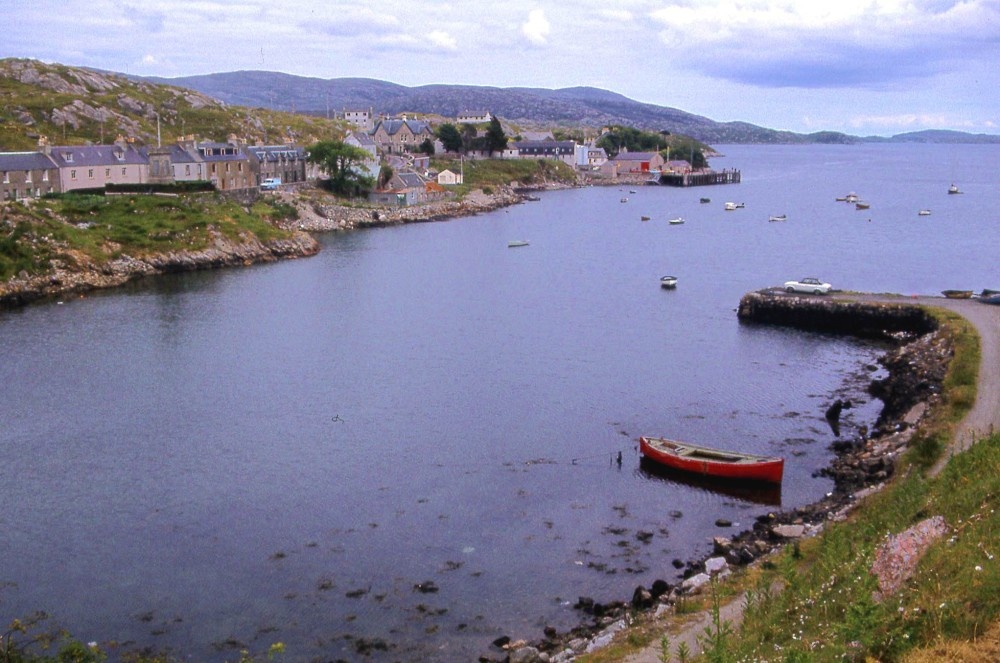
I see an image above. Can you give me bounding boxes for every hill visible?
[0,59,346,151]
[145,70,851,145]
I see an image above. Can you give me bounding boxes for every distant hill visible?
[145,70,852,145]
[0,59,344,151]
[880,130,1000,144]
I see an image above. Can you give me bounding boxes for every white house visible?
[437,169,463,185]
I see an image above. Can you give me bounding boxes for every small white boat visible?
[918,209,932,216]
[660,275,678,289]
[845,193,859,203]
[668,217,685,225]
[724,202,742,211]
[948,183,961,194]
[620,197,628,203]
[768,214,787,222]
[507,240,530,248]
[629,189,637,194]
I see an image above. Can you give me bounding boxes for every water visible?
[1,144,998,661]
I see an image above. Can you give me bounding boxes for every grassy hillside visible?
[0,193,300,281]
[0,59,346,151]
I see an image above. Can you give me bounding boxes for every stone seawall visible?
[737,290,938,338]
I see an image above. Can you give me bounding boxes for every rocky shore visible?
[0,230,320,309]
[493,291,955,663]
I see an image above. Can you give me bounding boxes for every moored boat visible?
[641,215,651,221]
[768,214,787,222]
[724,202,744,210]
[942,289,973,299]
[639,436,784,483]
[668,217,685,225]
[660,275,678,288]
[700,197,711,204]
[855,201,870,210]
[918,209,932,216]
[507,240,530,248]
[948,183,961,194]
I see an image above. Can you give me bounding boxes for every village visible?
[0,107,703,206]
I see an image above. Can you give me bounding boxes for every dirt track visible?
[622,295,1000,663]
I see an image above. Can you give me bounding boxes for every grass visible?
[429,157,578,197]
[0,193,300,281]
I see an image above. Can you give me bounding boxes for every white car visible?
[783,277,832,294]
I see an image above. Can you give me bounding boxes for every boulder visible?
[772,524,806,539]
[681,572,711,593]
[705,557,728,575]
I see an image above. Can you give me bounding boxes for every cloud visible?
[522,9,551,45]
[427,30,458,51]
[310,7,400,37]
[649,0,1000,88]
[123,5,166,32]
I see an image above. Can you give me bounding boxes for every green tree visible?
[377,164,394,189]
[307,140,375,197]
[460,123,478,153]
[484,117,508,155]
[436,123,463,153]
[417,137,435,156]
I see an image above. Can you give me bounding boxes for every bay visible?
[0,143,997,661]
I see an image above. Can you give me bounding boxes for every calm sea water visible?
[1,144,998,661]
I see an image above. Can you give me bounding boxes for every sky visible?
[5,0,1000,137]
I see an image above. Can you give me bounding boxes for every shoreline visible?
[499,291,960,662]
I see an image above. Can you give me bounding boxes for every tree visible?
[377,164,394,189]
[484,117,508,155]
[307,140,375,197]
[417,137,435,156]
[460,123,478,153]
[436,123,463,153]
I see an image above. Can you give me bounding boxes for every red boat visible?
[639,436,784,484]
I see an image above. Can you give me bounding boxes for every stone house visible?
[0,151,61,200]
[371,117,435,155]
[507,140,577,166]
[368,171,431,206]
[45,139,148,192]
[600,151,666,177]
[343,132,380,180]
[190,139,253,191]
[343,108,374,132]
[246,144,307,186]
[456,110,492,124]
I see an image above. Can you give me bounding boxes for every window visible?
[64,153,73,163]
[122,168,126,176]
[25,170,32,183]
[185,165,191,176]
[88,169,94,179]
[105,168,111,178]
[71,169,77,180]
[2,171,8,183]
[42,171,49,182]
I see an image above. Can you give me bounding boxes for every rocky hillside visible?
[146,70,854,144]
[0,59,345,150]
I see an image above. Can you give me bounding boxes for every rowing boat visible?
[638,436,784,483]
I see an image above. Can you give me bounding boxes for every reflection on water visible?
[638,457,783,507]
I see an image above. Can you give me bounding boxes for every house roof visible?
[374,119,432,136]
[195,142,248,162]
[247,145,305,162]
[345,132,376,147]
[510,140,575,152]
[612,152,661,162]
[395,172,426,189]
[48,144,147,168]
[0,151,59,171]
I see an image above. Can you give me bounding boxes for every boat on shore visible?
[639,436,784,483]
[660,275,678,288]
[942,289,973,299]
[507,240,530,248]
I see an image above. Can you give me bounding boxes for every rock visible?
[671,558,685,569]
[550,649,575,663]
[772,524,806,539]
[567,638,587,653]
[414,580,439,593]
[509,645,542,663]
[631,585,653,609]
[713,536,733,554]
[704,557,728,575]
[491,636,510,649]
[650,579,670,598]
[573,596,594,613]
[825,400,844,421]
[715,518,733,527]
[585,634,615,653]
[681,572,711,593]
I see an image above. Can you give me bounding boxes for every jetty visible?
[659,169,741,188]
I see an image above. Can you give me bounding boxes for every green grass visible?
[1,194,300,280]
[430,157,578,197]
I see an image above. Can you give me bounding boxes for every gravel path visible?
[621,295,1000,663]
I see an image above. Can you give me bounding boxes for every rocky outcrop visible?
[0,231,319,308]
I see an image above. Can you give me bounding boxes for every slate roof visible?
[48,144,147,168]
[195,142,247,163]
[375,119,432,136]
[510,140,575,153]
[0,152,59,171]
[612,152,660,161]
[395,172,426,189]
[247,145,305,162]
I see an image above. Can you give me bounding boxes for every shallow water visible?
[1,143,997,661]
